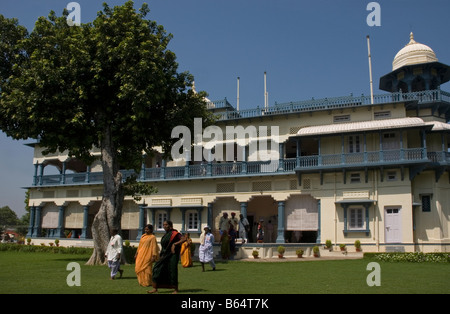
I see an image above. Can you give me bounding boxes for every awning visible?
[296,117,426,137]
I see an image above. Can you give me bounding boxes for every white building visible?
[26,33,450,257]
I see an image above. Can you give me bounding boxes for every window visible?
[349,208,365,230]
[350,173,361,183]
[348,135,361,153]
[186,210,199,231]
[334,115,351,123]
[374,111,391,119]
[156,211,168,231]
[421,195,431,212]
[387,171,397,181]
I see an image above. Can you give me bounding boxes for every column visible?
[240,202,248,218]
[136,203,146,240]
[33,163,39,186]
[80,205,90,239]
[276,201,285,243]
[316,199,321,243]
[207,203,213,228]
[60,161,66,185]
[55,205,66,238]
[26,206,36,238]
[38,164,44,186]
[32,206,42,237]
[278,142,285,171]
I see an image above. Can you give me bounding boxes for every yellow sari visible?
[180,238,193,268]
[135,233,159,287]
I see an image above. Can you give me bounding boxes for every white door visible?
[385,208,401,243]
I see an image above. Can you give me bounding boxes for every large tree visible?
[0,1,213,264]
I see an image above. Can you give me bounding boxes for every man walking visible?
[105,228,124,280]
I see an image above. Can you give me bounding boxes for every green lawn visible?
[1,251,449,294]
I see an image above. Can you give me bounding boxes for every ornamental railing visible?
[211,89,450,121]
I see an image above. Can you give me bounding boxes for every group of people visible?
[104,220,218,294]
[104,213,257,293]
[218,212,250,259]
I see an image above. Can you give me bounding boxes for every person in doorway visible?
[266,220,274,243]
[220,229,231,259]
[199,226,216,272]
[229,212,239,232]
[238,214,250,244]
[228,224,237,255]
[256,220,264,243]
[148,221,186,294]
[219,212,230,236]
[105,228,123,280]
[134,224,159,287]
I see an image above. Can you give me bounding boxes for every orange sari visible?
[180,239,193,268]
[135,233,159,287]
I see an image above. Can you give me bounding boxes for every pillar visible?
[80,205,90,239]
[26,206,36,238]
[32,206,42,237]
[240,202,248,218]
[207,203,213,228]
[136,203,146,240]
[316,199,321,243]
[276,201,285,243]
[55,205,66,238]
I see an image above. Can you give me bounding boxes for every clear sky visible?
[1,0,450,217]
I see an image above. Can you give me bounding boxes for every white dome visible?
[392,33,438,71]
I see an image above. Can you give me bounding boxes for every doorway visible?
[385,207,402,243]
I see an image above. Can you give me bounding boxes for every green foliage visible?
[365,252,450,263]
[0,0,215,170]
[277,245,285,254]
[0,243,93,254]
[325,239,332,248]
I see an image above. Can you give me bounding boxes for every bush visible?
[0,243,93,255]
[364,252,450,263]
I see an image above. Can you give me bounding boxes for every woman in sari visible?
[148,220,186,294]
[180,233,193,268]
[220,229,230,259]
[134,224,159,287]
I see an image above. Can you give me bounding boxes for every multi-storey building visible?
[26,33,450,256]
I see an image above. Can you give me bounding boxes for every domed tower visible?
[379,32,450,93]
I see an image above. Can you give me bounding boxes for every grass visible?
[1,251,449,294]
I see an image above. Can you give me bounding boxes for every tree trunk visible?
[86,126,124,265]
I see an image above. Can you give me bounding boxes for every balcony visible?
[211,89,450,121]
[32,159,299,187]
[296,148,428,170]
[31,149,450,188]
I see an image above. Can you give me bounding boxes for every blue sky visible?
[1,0,450,217]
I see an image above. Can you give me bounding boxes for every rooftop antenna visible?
[264,71,268,110]
[237,77,240,111]
[366,35,374,105]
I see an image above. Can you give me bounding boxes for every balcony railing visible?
[32,149,450,187]
[212,89,450,121]
[33,159,298,187]
[296,148,429,170]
